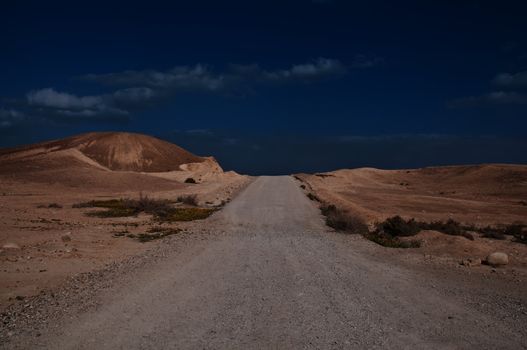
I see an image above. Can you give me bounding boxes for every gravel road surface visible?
[3,176,526,349]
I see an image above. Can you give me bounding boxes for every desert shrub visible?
[307,193,320,202]
[503,223,526,236]
[479,226,506,240]
[38,203,62,209]
[515,231,527,244]
[184,178,196,184]
[86,207,138,218]
[176,194,198,206]
[422,219,464,236]
[363,231,421,248]
[75,194,173,218]
[319,204,368,234]
[157,208,216,222]
[380,216,421,237]
[300,184,306,189]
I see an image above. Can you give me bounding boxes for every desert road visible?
[10,176,527,349]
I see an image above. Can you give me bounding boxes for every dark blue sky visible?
[1,1,526,174]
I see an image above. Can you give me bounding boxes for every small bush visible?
[307,193,320,202]
[184,178,197,184]
[320,204,368,234]
[363,231,421,248]
[503,223,526,236]
[300,184,306,189]
[380,216,421,237]
[157,208,216,222]
[423,219,464,236]
[87,207,138,218]
[74,194,173,218]
[176,194,198,206]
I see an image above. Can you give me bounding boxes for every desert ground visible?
[1,133,526,349]
[0,132,251,310]
[296,166,527,272]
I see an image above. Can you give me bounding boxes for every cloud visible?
[83,65,224,91]
[27,88,104,109]
[493,71,527,88]
[264,58,346,80]
[81,58,348,92]
[449,91,527,107]
[23,87,164,122]
[9,57,377,127]
[0,108,25,128]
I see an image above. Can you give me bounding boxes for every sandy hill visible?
[298,164,527,225]
[0,132,218,191]
[0,132,205,172]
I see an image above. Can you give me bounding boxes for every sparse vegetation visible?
[379,216,420,237]
[363,231,421,248]
[176,194,198,206]
[135,227,182,242]
[319,204,418,248]
[320,204,368,234]
[307,193,320,202]
[156,208,216,222]
[74,195,216,222]
[80,195,173,218]
[184,177,197,184]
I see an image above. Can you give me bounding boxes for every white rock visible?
[2,243,21,250]
[486,252,509,267]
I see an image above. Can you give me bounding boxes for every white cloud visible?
[265,58,346,80]
[27,88,104,109]
[493,71,527,87]
[83,65,224,91]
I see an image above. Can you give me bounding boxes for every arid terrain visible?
[296,165,527,273]
[1,134,526,349]
[0,132,251,310]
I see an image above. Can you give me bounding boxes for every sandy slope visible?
[2,177,526,349]
[0,133,251,309]
[296,164,527,270]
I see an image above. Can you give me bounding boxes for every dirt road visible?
[5,176,527,349]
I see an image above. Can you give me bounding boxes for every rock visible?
[460,257,481,267]
[486,252,509,267]
[61,233,72,242]
[2,242,21,250]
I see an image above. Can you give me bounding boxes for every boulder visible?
[486,252,509,267]
[61,233,72,242]
[2,243,21,250]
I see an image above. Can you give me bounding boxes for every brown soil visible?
[297,164,527,271]
[0,133,252,310]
